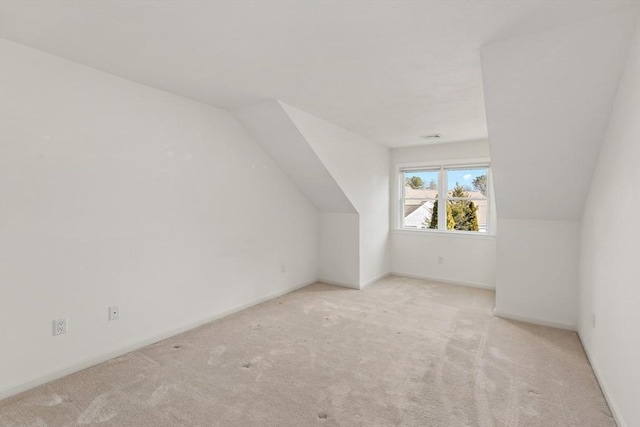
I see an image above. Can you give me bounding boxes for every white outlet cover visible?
[53,318,67,336]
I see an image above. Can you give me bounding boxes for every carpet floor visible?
[0,276,614,426]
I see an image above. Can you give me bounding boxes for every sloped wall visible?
[281,103,390,287]
[578,22,639,427]
[233,101,356,214]
[234,101,361,287]
[481,11,637,328]
[234,101,389,288]
[0,39,319,397]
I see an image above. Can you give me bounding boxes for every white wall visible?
[495,219,580,329]
[0,39,319,397]
[391,140,490,164]
[390,141,497,289]
[282,103,390,287]
[233,101,360,288]
[480,12,637,330]
[578,23,639,427]
[391,232,496,289]
[318,213,359,287]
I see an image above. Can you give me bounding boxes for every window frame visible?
[396,158,494,236]
[400,167,439,230]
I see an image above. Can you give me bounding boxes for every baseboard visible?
[0,279,315,400]
[493,308,577,331]
[317,278,360,289]
[578,332,626,427]
[360,272,390,289]
[389,272,495,290]
[318,273,390,290]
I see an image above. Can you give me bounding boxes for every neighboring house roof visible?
[404,200,435,228]
[404,187,485,199]
[403,186,488,228]
[404,188,438,199]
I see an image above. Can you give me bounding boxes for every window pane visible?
[476,201,488,233]
[403,199,437,229]
[445,199,487,232]
[403,170,438,193]
[446,168,487,199]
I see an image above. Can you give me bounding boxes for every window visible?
[400,164,491,233]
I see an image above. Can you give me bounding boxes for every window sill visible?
[392,228,497,240]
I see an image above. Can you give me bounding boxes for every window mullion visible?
[438,166,446,231]
[486,167,492,233]
[400,172,406,229]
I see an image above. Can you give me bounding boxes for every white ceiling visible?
[0,1,636,148]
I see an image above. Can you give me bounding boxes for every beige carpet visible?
[0,276,614,426]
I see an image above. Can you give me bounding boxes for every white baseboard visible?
[319,273,390,290]
[317,278,360,289]
[493,308,576,331]
[0,280,315,400]
[389,272,495,290]
[577,332,626,427]
[360,272,390,289]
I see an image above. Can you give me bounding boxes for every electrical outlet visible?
[108,306,119,321]
[53,318,67,336]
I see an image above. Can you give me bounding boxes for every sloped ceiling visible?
[1,1,637,148]
[481,12,638,220]
[234,101,356,214]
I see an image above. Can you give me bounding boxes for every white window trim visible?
[394,157,495,236]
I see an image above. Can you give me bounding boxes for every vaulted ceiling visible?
[1,0,636,147]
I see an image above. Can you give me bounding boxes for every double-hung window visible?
[400,164,491,233]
